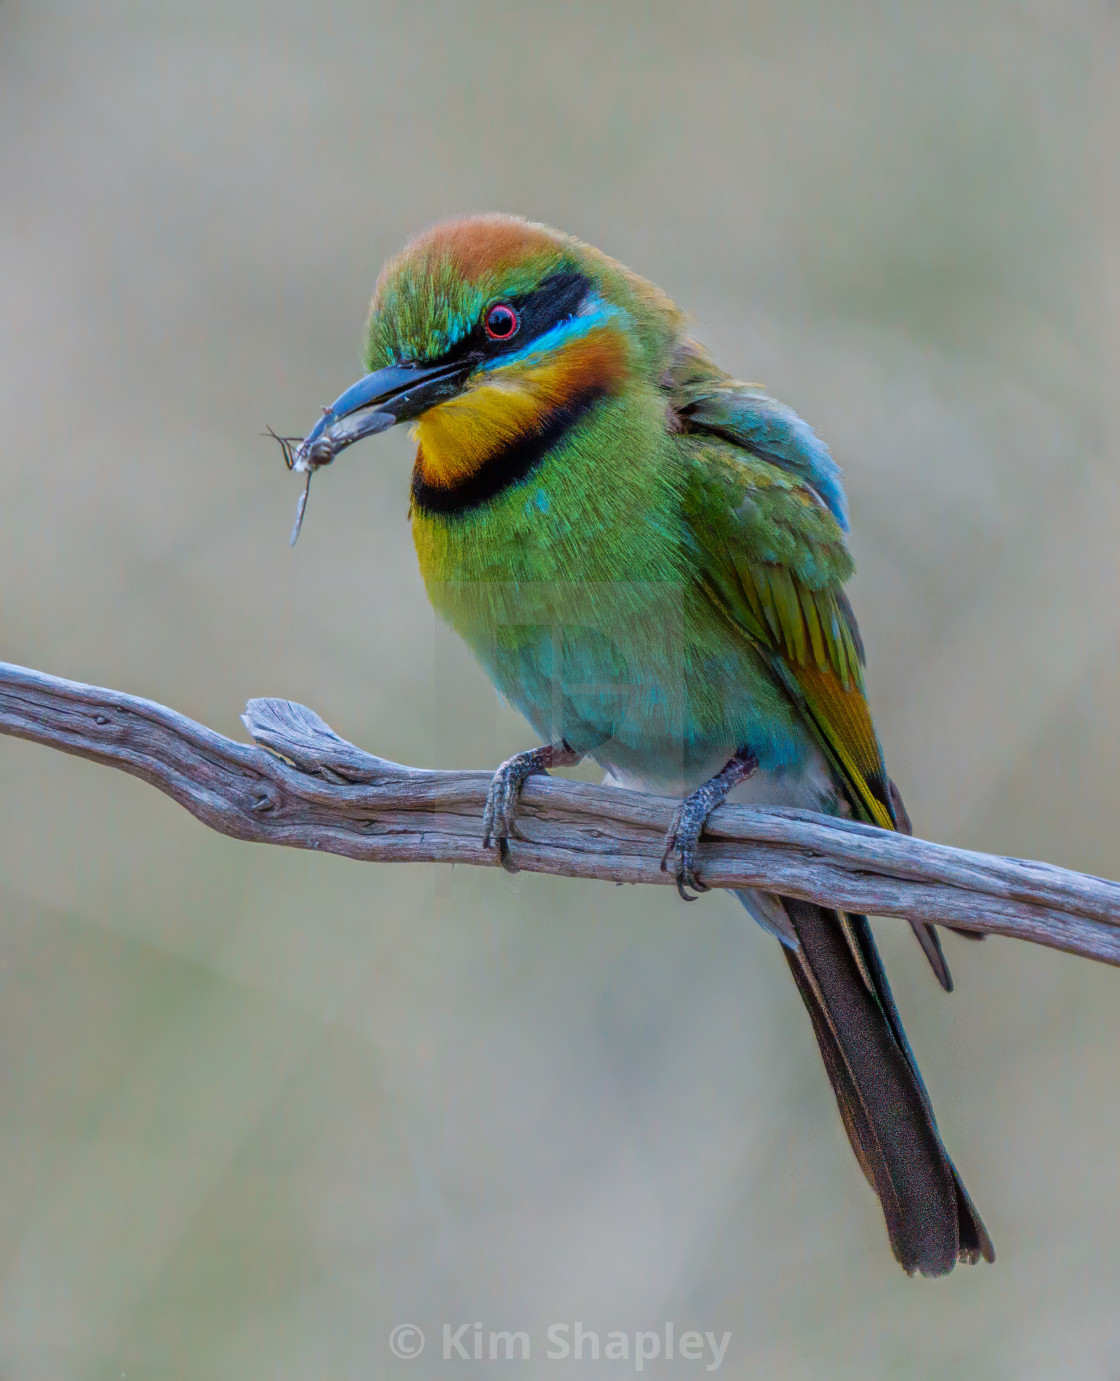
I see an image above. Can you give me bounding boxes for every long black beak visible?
[293,357,476,472]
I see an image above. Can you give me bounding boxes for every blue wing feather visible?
[665,340,850,531]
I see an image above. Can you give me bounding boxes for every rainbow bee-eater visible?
[285,215,994,1276]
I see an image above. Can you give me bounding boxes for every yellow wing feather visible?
[680,423,960,987]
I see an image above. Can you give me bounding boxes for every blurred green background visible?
[1,2,1118,1377]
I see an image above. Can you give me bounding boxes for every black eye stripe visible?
[419,270,595,369]
[509,270,591,345]
[475,269,593,358]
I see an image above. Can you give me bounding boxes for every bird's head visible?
[289,215,683,519]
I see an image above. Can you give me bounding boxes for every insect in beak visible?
[264,425,329,546]
[270,355,471,545]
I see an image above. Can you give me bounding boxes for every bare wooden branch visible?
[1,660,1117,967]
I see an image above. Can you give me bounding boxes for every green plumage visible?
[303,214,993,1275]
[417,392,829,794]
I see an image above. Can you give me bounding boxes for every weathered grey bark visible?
[0,660,1117,966]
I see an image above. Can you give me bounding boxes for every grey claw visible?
[658,749,757,902]
[660,800,709,900]
[481,784,503,849]
[497,837,520,874]
[481,742,580,869]
[659,803,684,872]
[482,749,545,865]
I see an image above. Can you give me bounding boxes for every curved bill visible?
[292,357,476,473]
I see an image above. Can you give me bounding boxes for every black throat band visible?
[410,386,609,517]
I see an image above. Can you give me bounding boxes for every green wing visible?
[668,344,952,987]
[667,338,892,829]
[681,432,898,832]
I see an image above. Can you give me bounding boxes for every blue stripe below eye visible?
[480,296,626,371]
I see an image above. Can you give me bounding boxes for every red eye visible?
[484,303,520,341]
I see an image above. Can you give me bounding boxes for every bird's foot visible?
[482,741,581,873]
[660,749,758,900]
